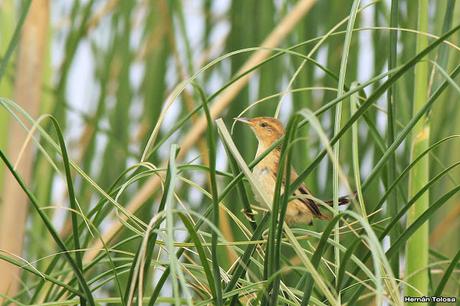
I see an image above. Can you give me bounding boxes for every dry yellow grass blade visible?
[0,0,49,299]
[83,0,317,262]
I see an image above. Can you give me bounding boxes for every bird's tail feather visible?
[316,192,356,221]
[324,191,357,206]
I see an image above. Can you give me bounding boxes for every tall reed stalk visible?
[0,0,49,299]
[0,0,15,195]
[406,0,430,302]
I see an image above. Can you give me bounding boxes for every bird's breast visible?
[254,166,270,176]
[252,163,278,207]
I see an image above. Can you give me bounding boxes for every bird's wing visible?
[283,167,322,217]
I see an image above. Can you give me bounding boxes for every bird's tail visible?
[316,192,356,221]
[324,191,357,206]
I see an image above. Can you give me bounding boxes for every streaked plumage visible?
[236,117,351,225]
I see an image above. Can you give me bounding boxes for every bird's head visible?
[235,117,285,148]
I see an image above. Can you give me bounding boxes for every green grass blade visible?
[0,253,82,297]
[0,151,95,305]
[223,214,270,299]
[222,141,257,230]
[48,117,85,306]
[290,23,460,195]
[0,0,31,83]
[388,186,460,259]
[267,116,299,305]
[429,248,460,305]
[332,3,360,301]
[300,214,343,306]
[387,0,400,278]
[216,118,338,305]
[178,213,216,301]
[336,238,362,291]
[406,1,430,300]
[196,84,223,305]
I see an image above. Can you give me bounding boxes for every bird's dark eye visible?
[260,122,268,128]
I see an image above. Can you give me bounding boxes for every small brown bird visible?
[236,117,351,225]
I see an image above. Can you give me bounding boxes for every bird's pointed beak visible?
[234,117,253,125]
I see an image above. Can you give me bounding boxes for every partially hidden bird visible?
[236,116,353,225]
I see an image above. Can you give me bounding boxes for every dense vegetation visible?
[0,0,459,305]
